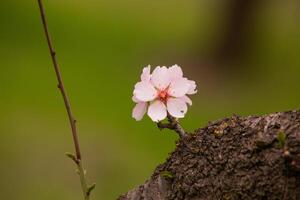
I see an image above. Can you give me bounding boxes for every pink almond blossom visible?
[132,65,197,122]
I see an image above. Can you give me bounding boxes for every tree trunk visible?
[119,110,300,200]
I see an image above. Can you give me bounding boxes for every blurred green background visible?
[0,0,299,199]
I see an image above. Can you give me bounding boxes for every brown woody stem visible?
[37,0,94,199]
[157,114,187,138]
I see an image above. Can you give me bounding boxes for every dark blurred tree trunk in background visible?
[213,0,260,65]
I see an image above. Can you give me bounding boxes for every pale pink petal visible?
[133,81,157,102]
[187,80,197,95]
[132,102,147,121]
[141,65,151,82]
[147,100,167,122]
[167,98,187,118]
[168,64,183,80]
[151,66,170,90]
[168,78,190,97]
[179,95,192,106]
[132,95,140,103]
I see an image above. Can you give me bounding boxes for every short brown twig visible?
[157,114,187,138]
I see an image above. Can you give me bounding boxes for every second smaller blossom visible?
[132,65,197,122]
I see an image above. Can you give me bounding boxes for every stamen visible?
[158,89,169,103]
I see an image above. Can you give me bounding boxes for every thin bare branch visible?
[37,0,81,161]
[37,1,94,199]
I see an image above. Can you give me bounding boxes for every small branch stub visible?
[87,183,96,196]
[66,152,79,164]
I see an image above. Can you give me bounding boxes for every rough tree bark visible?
[119,110,300,200]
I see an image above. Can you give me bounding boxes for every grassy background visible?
[0,0,299,199]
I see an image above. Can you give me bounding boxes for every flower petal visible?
[187,80,197,95]
[168,64,183,80]
[132,95,142,103]
[133,81,157,102]
[168,78,190,97]
[167,98,187,118]
[132,102,147,121]
[151,66,170,90]
[141,65,151,82]
[179,95,192,106]
[147,100,167,122]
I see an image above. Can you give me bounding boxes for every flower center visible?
[158,89,169,103]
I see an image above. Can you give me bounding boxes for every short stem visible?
[167,114,187,138]
[157,114,187,138]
